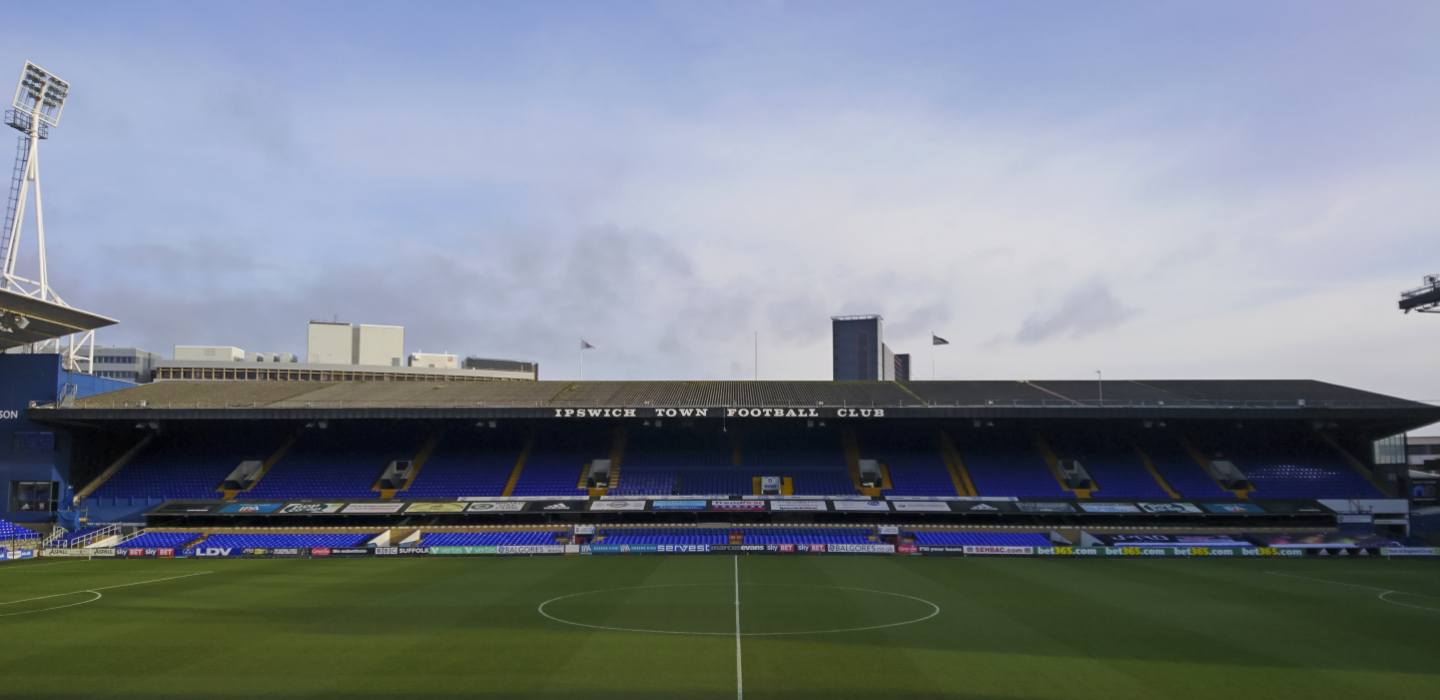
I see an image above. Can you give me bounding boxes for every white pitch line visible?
[537,583,941,636]
[88,572,212,593]
[0,560,88,572]
[0,572,211,610]
[1267,571,1440,613]
[0,591,102,617]
[734,556,743,700]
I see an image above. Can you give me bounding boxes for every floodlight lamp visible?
[12,61,68,126]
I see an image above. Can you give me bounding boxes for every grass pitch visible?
[2,555,1438,699]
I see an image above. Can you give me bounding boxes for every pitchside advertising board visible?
[710,500,765,511]
[893,501,953,512]
[919,546,1315,557]
[651,500,707,511]
[278,503,344,515]
[404,503,467,514]
[218,503,281,514]
[832,501,890,512]
[770,500,828,511]
[92,543,1437,558]
[152,497,1334,518]
[589,500,647,512]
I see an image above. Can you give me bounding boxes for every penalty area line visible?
[0,571,212,618]
[0,560,90,573]
[1266,571,1440,613]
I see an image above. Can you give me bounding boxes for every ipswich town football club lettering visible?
[553,406,885,419]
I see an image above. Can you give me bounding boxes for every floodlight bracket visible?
[1399,275,1440,314]
[4,110,48,139]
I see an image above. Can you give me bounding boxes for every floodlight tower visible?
[1398,275,1440,314]
[1,61,94,372]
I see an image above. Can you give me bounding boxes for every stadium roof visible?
[29,379,1440,437]
[0,287,117,350]
[33,377,1428,409]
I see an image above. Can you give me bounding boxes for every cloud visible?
[7,2,1440,415]
[1013,279,1138,344]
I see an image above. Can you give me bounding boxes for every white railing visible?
[40,526,69,549]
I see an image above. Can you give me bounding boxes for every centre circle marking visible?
[538,583,940,636]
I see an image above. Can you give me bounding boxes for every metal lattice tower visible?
[1,61,95,373]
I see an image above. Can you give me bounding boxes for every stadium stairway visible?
[379,430,443,498]
[1045,433,1173,499]
[1319,433,1392,496]
[604,425,626,496]
[938,431,977,497]
[226,430,301,499]
[1178,434,1253,499]
[578,426,627,496]
[842,430,882,497]
[1036,435,1092,498]
[501,430,537,497]
[73,433,155,502]
[1127,439,1181,499]
[388,528,421,546]
[749,476,794,495]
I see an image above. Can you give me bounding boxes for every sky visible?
[2,2,1438,427]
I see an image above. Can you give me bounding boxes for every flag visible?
[581,340,595,350]
[932,334,950,345]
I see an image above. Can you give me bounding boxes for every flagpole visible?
[932,332,935,381]
[580,341,584,381]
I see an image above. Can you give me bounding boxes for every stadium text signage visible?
[552,407,884,419]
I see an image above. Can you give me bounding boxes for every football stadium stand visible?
[48,528,105,547]
[955,429,1075,498]
[1134,433,1236,499]
[201,533,373,549]
[63,423,1402,503]
[21,380,1435,518]
[599,527,872,545]
[0,519,40,543]
[611,428,734,496]
[1195,435,1384,499]
[92,426,285,501]
[1047,433,1171,499]
[911,532,1051,548]
[120,532,201,548]
[858,430,958,497]
[241,423,428,500]
[743,430,856,495]
[420,531,558,546]
[509,429,606,497]
[612,429,858,496]
[401,430,525,498]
